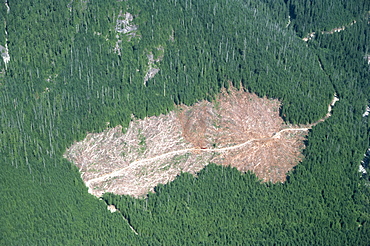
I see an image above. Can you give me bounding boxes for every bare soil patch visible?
[179,87,305,183]
[64,86,314,197]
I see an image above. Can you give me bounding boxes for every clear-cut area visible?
[64,86,315,197]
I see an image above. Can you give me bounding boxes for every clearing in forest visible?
[64,86,332,197]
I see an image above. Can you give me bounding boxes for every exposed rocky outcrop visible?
[144,47,164,84]
[115,11,138,34]
[114,11,138,55]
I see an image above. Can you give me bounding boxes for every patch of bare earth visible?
[179,88,306,182]
[64,86,310,198]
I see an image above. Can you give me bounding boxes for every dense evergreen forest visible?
[0,0,369,244]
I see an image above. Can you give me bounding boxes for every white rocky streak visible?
[107,204,117,213]
[359,164,367,174]
[286,15,291,28]
[363,106,370,117]
[359,148,369,177]
[1,43,10,65]
[365,55,370,65]
[5,0,9,13]
[326,93,339,118]
[1,1,10,69]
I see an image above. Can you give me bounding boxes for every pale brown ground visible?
[64,86,334,197]
[178,87,305,183]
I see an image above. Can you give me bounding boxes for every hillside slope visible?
[0,0,369,244]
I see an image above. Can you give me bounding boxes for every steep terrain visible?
[65,86,326,197]
[1,0,369,244]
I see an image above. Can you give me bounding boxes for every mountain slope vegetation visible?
[0,0,369,244]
